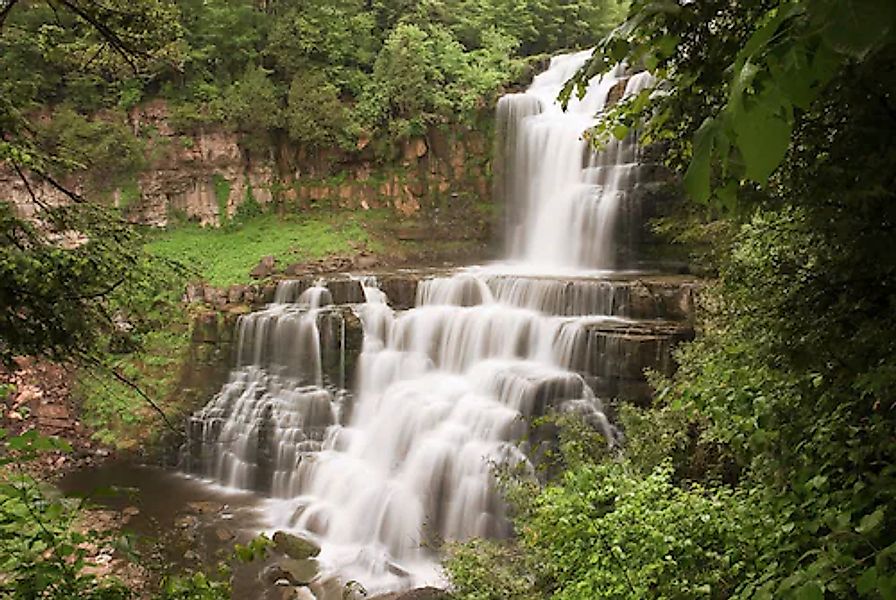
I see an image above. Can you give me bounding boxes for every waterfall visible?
[184,51,664,594]
[498,50,655,269]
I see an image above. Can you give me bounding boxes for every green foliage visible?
[156,571,230,600]
[447,421,768,600]
[233,186,264,224]
[118,179,143,213]
[266,0,377,96]
[0,430,125,599]
[3,0,628,161]
[568,0,896,207]
[75,314,190,449]
[286,68,350,149]
[450,3,896,599]
[0,200,177,365]
[35,108,145,194]
[145,212,376,286]
[652,205,896,597]
[216,65,282,155]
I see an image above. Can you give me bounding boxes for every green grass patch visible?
[145,212,379,286]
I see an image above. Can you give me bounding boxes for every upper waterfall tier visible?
[498,51,656,270]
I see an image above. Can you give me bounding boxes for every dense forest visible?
[2,0,895,599]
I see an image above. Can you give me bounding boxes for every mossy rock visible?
[272,530,321,560]
[278,557,320,585]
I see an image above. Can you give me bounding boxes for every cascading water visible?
[184,51,663,595]
[498,50,655,270]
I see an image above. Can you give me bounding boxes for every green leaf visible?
[795,581,824,600]
[612,124,630,140]
[857,567,878,596]
[856,507,884,534]
[684,118,717,203]
[732,86,793,183]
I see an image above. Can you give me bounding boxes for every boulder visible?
[353,253,378,270]
[251,255,277,279]
[370,588,449,600]
[228,284,250,304]
[278,558,320,585]
[272,531,321,560]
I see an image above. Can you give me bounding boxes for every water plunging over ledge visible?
[181,51,679,595]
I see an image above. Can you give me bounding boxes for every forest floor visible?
[0,358,117,479]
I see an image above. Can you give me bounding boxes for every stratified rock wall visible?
[0,100,494,244]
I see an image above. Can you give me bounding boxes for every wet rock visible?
[354,253,378,270]
[260,564,292,586]
[175,515,199,529]
[318,307,363,388]
[605,78,629,107]
[307,575,346,600]
[228,284,250,304]
[567,320,695,405]
[251,255,277,279]
[278,557,320,585]
[325,278,365,304]
[272,531,321,560]
[187,501,224,514]
[214,527,235,542]
[378,274,421,310]
[261,283,279,303]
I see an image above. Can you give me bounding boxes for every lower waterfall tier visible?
[182,271,695,593]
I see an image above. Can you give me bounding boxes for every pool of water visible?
[58,461,270,598]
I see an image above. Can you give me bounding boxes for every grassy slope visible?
[145,211,384,286]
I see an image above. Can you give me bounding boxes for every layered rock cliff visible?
[1,101,496,245]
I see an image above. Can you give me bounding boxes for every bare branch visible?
[78,351,184,438]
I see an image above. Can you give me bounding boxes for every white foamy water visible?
[184,52,657,595]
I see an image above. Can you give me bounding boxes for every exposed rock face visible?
[0,102,495,246]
